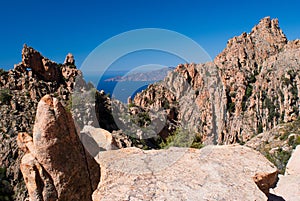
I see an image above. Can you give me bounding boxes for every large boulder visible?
[17,95,100,201]
[92,145,277,201]
[80,125,118,157]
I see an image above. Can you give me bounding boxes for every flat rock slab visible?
[93,145,277,201]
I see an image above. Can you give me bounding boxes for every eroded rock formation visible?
[0,46,82,200]
[0,46,114,200]
[18,95,100,201]
[133,17,300,145]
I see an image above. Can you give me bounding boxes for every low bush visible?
[160,128,204,149]
[0,89,12,104]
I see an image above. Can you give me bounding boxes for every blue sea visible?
[84,72,154,103]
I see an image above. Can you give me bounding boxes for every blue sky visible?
[1,0,300,70]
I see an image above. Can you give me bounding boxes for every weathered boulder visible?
[18,95,100,201]
[92,145,277,201]
[80,125,118,157]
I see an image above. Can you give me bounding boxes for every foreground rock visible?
[271,145,300,200]
[93,145,277,201]
[18,95,100,201]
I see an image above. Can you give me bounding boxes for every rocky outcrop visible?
[18,95,100,201]
[64,53,75,65]
[133,17,300,146]
[92,145,277,200]
[22,44,62,82]
[0,46,113,200]
[0,46,82,200]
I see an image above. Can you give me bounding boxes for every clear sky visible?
[1,0,300,70]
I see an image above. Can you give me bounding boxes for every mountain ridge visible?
[133,16,300,145]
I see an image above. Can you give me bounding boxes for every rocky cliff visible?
[0,45,115,200]
[133,17,300,146]
[0,45,81,200]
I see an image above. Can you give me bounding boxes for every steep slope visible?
[246,119,300,174]
[216,17,300,144]
[133,17,300,146]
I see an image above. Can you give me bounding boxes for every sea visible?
[84,71,154,103]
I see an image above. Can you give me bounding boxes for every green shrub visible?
[68,64,76,69]
[65,97,72,113]
[0,89,12,104]
[265,148,291,174]
[264,97,279,122]
[160,128,204,149]
[288,135,300,149]
[291,85,298,97]
[0,167,13,200]
[257,123,263,134]
[135,112,151,127]
[128,103,136,108]
[0,68,7,76]
[227,102,235,113]
[245,85,253,99]
[163,101,170,109]
[249,74,256,83]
